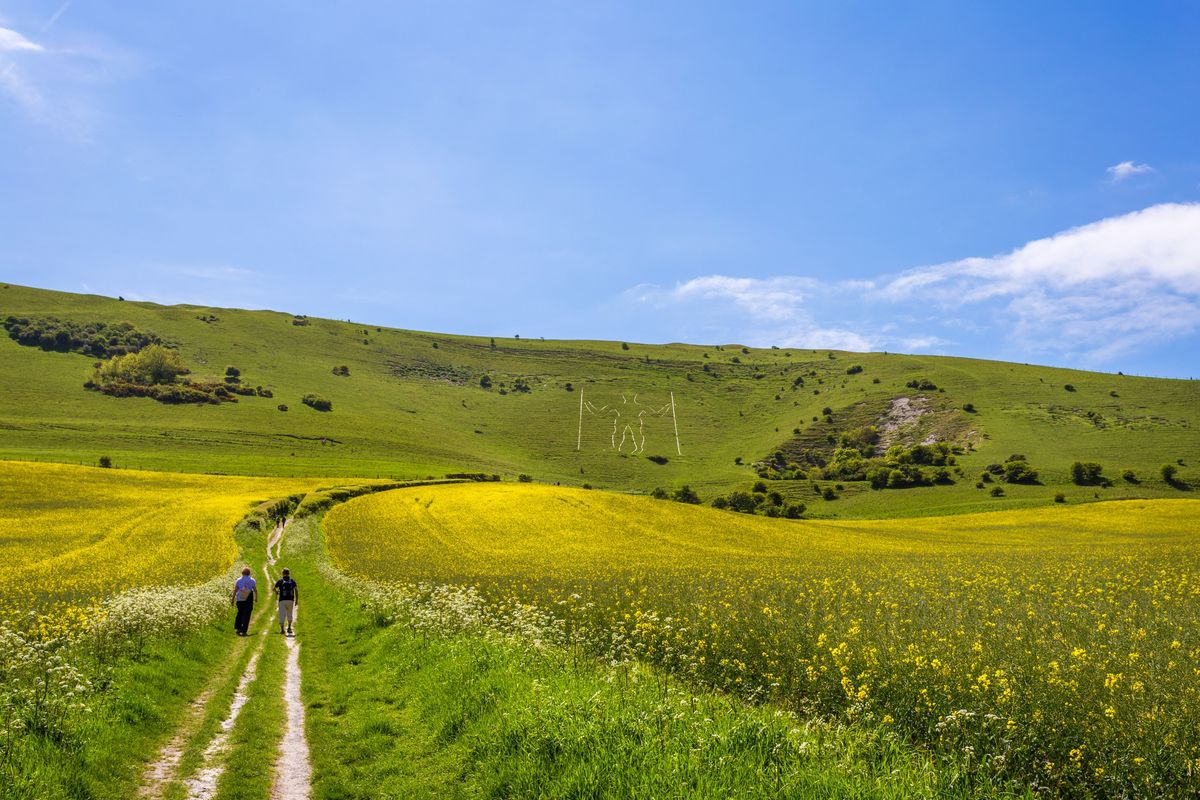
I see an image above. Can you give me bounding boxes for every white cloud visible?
[0,14,130,134]
[670,275,817,320]
[881,203,1200,299]
[879,203,1200,362]
[627,275,906,353]
[620,203,1200,366]
[0,26,47,114]
[0,27,44,52]
[1107,160,1154,182]
[774,327,877,351]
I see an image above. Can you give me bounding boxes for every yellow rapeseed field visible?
[0,461,316,637]
[327,483,1200,797]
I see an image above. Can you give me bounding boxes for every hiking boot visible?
[287,627,293,635]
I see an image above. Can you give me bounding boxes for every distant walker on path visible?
[231,567,257,636]
[274,568,298,636]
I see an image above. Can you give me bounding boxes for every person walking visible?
[273,567,298,635]
[232,567,257,636]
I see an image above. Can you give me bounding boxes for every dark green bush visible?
[302,393,332,412]
[1070,461,1104,485]
[783,503,805,519]
[673,485,701,505]
[2,315,163,357]
[1003,460,1039,484]
[726,492,757,513]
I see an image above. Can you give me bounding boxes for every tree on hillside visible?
[1070,461,1104,485]
[1003,460,1039,484]
[673,485,701,504]
[92,344,189,386]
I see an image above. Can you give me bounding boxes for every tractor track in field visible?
[138,519,313,800]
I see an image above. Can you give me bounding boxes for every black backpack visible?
[277,578,296,601]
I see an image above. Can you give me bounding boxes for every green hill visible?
[1,281,1196,517]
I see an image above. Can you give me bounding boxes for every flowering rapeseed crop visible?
[0,461,314,637]
[326,483,1200,798]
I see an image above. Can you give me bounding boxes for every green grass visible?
[1,622,231,800]
[212,630,288,800]
[0,492,285,800]
[1,282,1197,518]
[285,513,1029,799]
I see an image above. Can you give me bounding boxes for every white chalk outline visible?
[576,390,682,455]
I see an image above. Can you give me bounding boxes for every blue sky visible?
[2,2,1198,378]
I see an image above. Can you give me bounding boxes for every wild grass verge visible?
[293,515,1028,799]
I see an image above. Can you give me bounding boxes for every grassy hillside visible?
[1,282,1197,517]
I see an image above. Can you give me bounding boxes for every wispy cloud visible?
[168,265,260,282]
[0,27,45,52]
[0,9,130,134]
[627,276,905,352]
[1107,160,1154,182]
[620,203,1200,366]
[669,275,818,321]
[876,203,1200,362]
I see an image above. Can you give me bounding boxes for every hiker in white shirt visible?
[231,567,257,636]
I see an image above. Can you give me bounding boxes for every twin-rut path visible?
[138,520,312,800]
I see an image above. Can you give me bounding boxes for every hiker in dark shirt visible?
[273,568,299,635]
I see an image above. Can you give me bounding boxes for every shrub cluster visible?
[3,315,163,357]
[760,427,959,490]
[84,346,274,405]
[983,454,1039,485]
[649,485,701,505]
[711,486,805,518]
[1070,461,1110,486]
[302,393,333,412]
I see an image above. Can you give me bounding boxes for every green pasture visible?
[1,282,1196,517]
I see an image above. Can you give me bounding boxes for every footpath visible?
[137,519,312,800]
